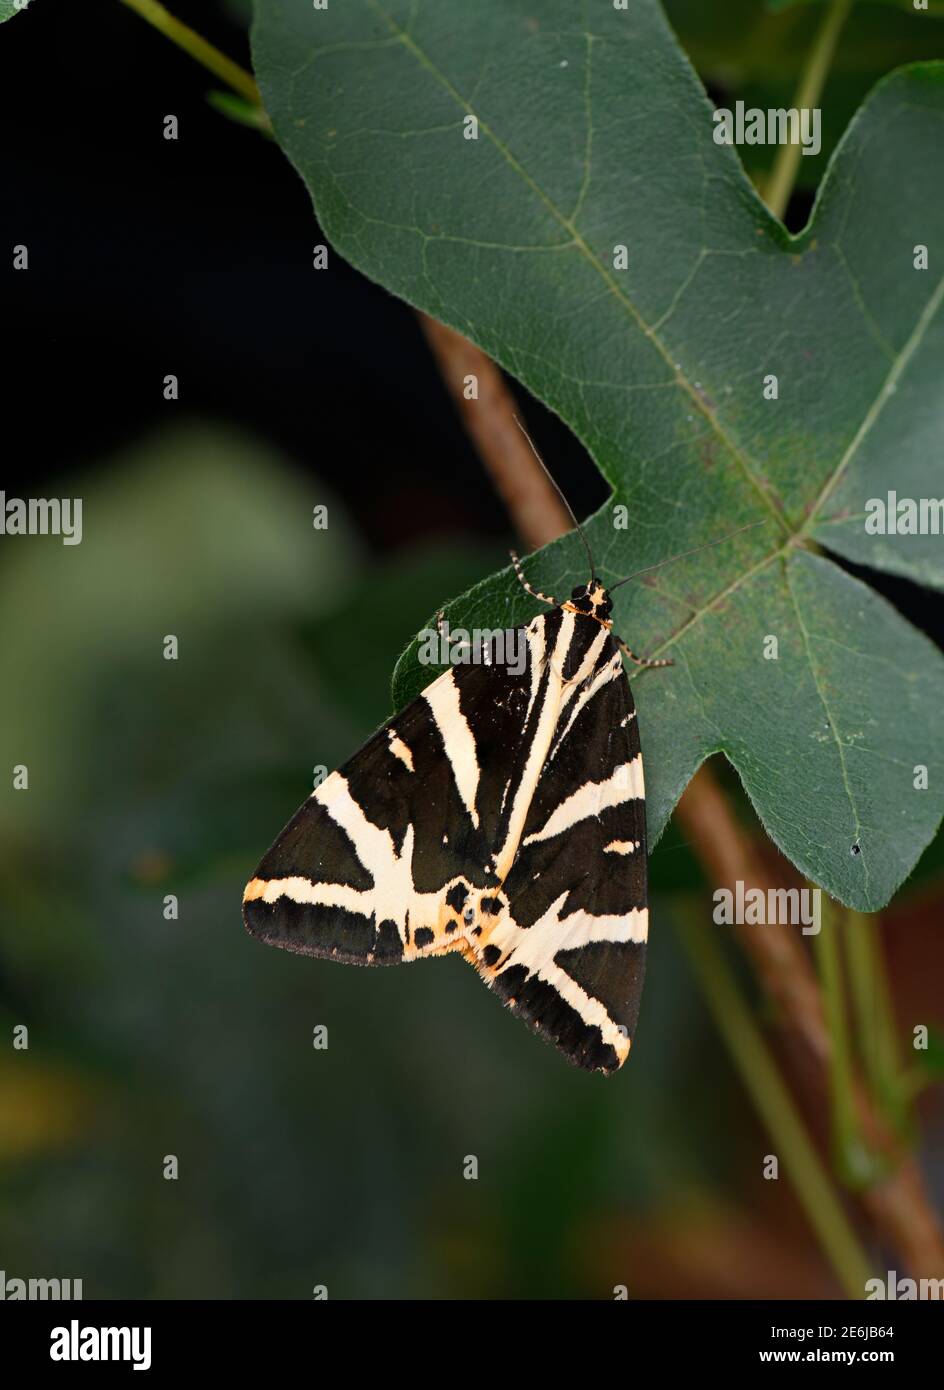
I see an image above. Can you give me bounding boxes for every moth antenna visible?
[512,414,596,581]
[609,519,767,591]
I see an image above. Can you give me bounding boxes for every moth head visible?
[569,581,613,619]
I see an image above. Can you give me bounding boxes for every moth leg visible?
[509,551,557,606]
[616,635,673,669]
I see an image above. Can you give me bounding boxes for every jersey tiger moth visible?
[243,441,757,1073]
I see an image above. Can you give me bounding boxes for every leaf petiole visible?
[118,0,263,111]
[764,0,854,221]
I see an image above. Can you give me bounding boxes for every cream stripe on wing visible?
[244,874,367,913]
[493,610,574,880]
[313,771,398,863]
[553,625,609,701]
[546,968,631,1063]
[387,729,414,772]
[550,651,622,761]
[501,617,548,820]
[243,778,458,956]
[522,616,547,725]
[313,775,417,931]
[523,754,645,847]
[489,892,644,1061]
[490,892,649,956]
[423,668,480,830]
[245,832,431,937]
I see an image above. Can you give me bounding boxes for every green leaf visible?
[252,0,944,911]
[0,0,33,24]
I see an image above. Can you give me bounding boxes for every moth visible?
[243,449,753,1074]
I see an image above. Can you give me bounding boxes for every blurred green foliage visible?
[665,0,944,187]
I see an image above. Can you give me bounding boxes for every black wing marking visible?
[243,645,538,965]
[474,642,647,1073]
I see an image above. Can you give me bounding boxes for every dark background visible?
[2,0,606,549]
[0,0,942,1301]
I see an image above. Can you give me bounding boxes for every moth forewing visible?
[243,581,649,1073]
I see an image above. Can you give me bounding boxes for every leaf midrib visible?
[364,1,943,564]
[366,0,787,537]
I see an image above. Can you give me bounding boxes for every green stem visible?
[764,0,854,221]
[814,898,877,1187]
[677,912,873,1298]
[844,910,910,1133]
[118,0,262,107]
